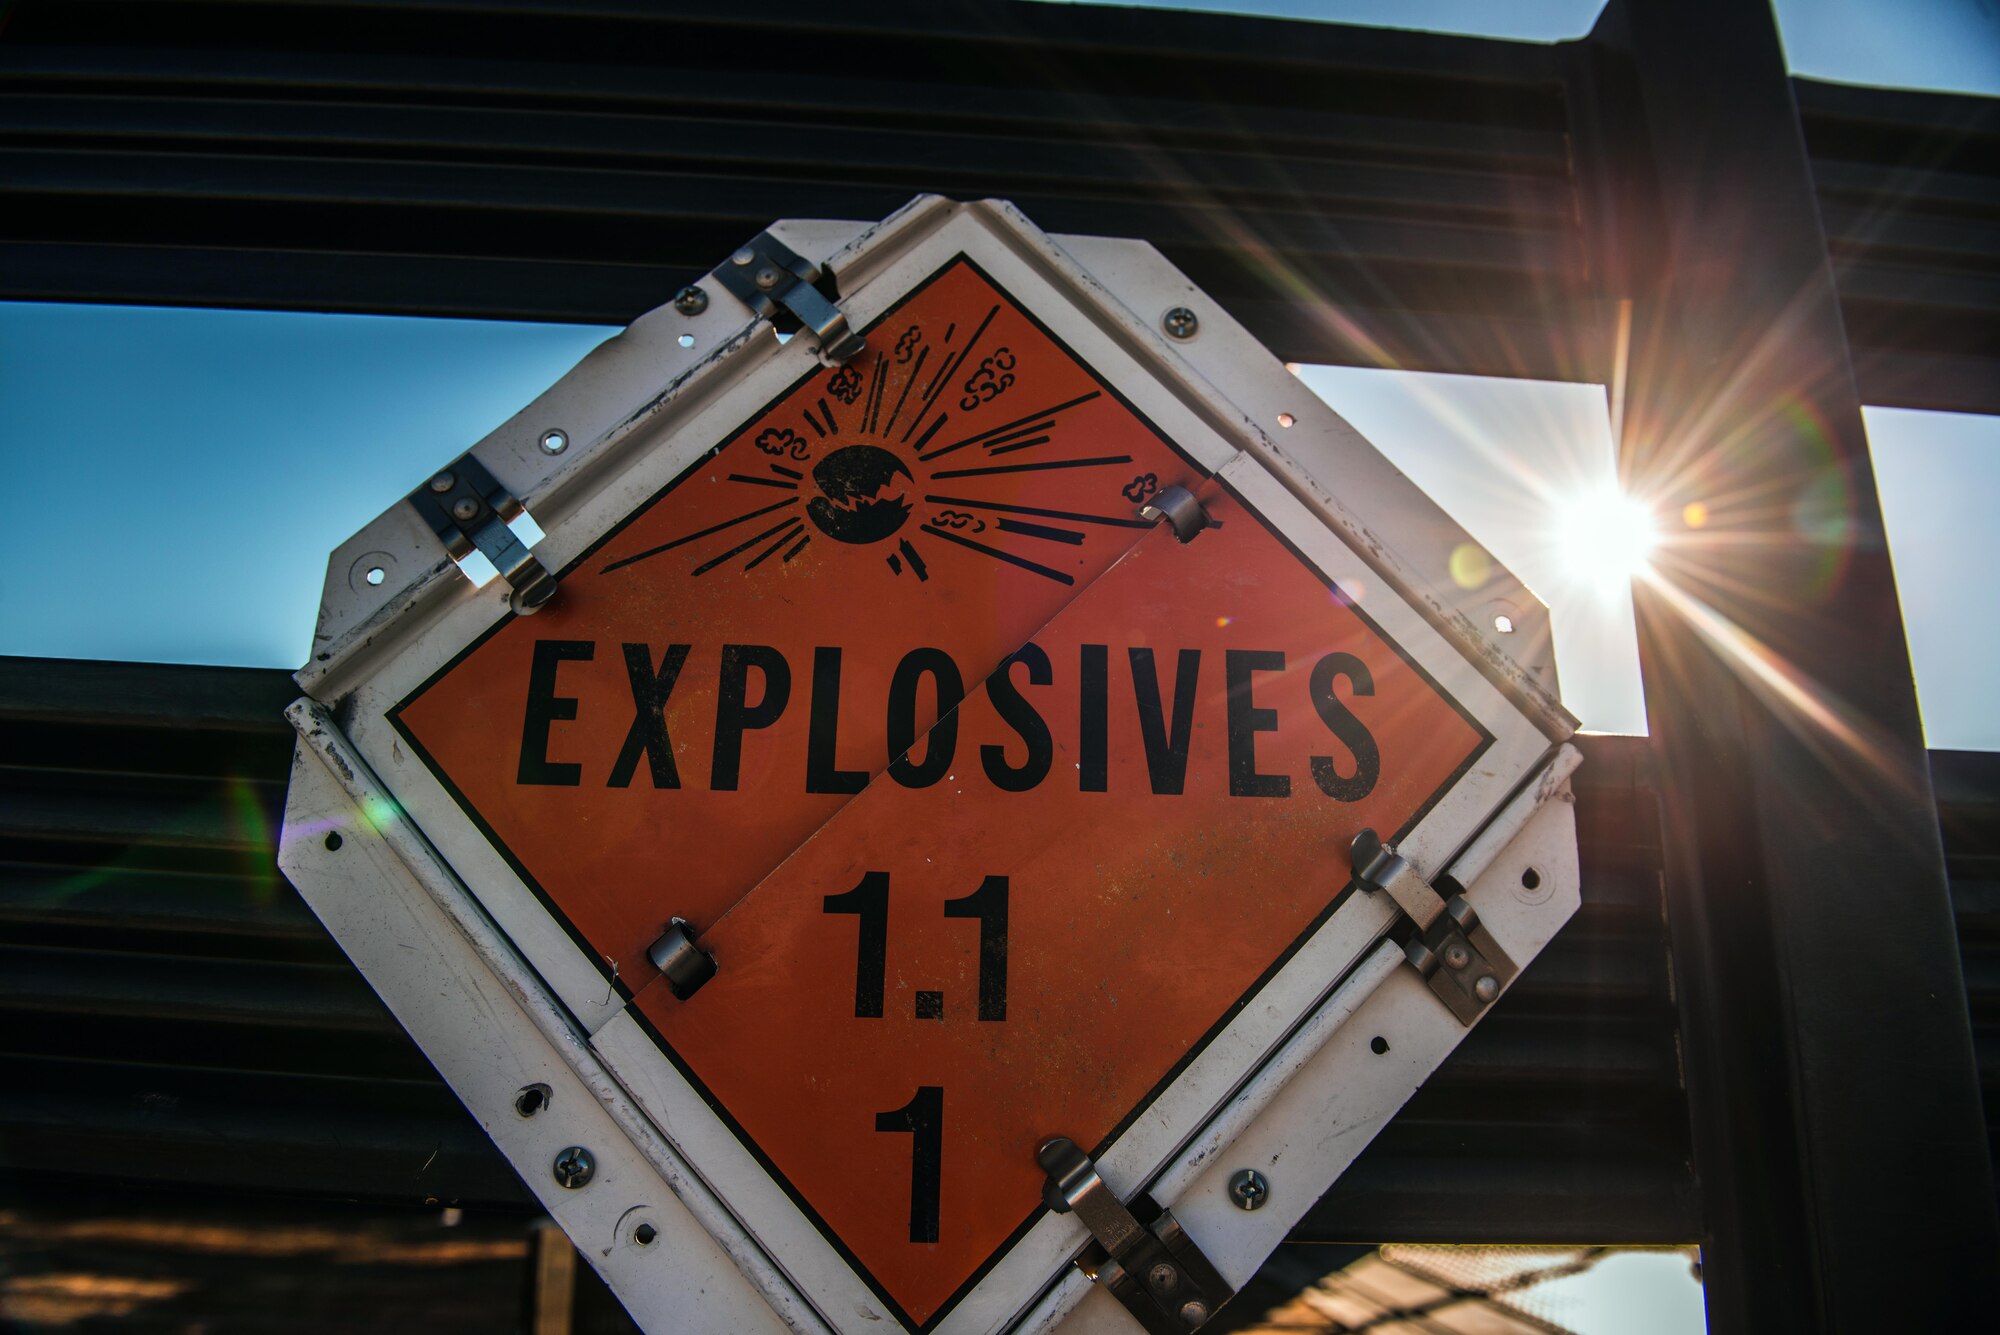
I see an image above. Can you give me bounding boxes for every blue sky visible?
[3,0,1994,754]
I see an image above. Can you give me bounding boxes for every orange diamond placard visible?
[391,257,1491,1332]
[394,259,1198,986]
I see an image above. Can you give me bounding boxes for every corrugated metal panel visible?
[0,0,1587,380]
[0,655,1701,1240]
[1794,78,2000,416]
[4,6,1990,414]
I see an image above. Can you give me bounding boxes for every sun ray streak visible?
[996,517,1085,545]
[923,494,1150,528]
[929,455,1131,481]
[919,523,1074,584]
[603,498,798,573]
[744,520,806,571]
[987,435,1051,457]
[910,304,998,431]
[909,415,949,451]
[883,346,928,436]
[692,516,802,576]
[919,393,1100,461]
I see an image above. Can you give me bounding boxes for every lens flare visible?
[1556,485,1658,598]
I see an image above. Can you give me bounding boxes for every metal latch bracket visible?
[407,455,557,614]
[1350,828,1517,1024]
[1140,484,1210,543]
[647,917,717,1000]
[1039,1137,1234,1332]
[713,232,866,365]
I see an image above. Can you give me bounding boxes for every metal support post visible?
[1575,1,1999,1330]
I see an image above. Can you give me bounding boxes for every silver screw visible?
[674,285,709,316]
[539,429,568,455]
[1443,942,1472,971]
[1148,1262,1179,1293]
[1475,975,1501,1002]
[451,497,480,522]
[552,1146,595,1189]
[1228,1168,1268,1211]
[1162,307,1199,340]
[1180,1299,1209,1327]
[428,472,455,494]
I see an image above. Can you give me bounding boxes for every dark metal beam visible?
[1577,1,1998,1330]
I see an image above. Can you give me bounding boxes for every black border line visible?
[387,254,1501,1334]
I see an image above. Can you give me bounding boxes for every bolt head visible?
[1148,1262,1179,1293]
[673,284,710,316]
[1179,1299,1209,1327]
[1228,1168,1268,1211]
[1443,942,1472,971]
[552,1145,595,1189]
[731,248,756,267]
[1475,974,1501,1002]
[1162,306,1199,340]
[428,472,455,494]
[451,497,480,522]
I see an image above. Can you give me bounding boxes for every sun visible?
[1555,484,1658,597]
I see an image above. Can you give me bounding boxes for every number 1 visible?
[875,1085,943,1243]
[942,874,1008,1020]
[823,870,889,1018]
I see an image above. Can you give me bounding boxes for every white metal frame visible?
[280,195,1583,1335]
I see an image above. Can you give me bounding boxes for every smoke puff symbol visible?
[807,445,914,546]
[758,427,810,460]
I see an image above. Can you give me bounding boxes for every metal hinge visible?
[408,454,558,614]
[1038,1137,1234,1333]
[712,232,866,365]
[1349,828,1518,1025]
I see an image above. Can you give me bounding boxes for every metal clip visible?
[646,918,717,1000]
[1038,1137,1234,1333]
[712,231,865,364]
[1139,485,1210,543]
[407,454,557,614]
[1350,828,1517,1025]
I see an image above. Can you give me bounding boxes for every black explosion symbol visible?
[806,445,914,546]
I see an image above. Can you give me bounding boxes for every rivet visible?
[753,267,782,290]
[731,248,756,267]
[1162,307,1199,340]
[428,472,455,493]
[1443,942,1472,971]
[552,1146,595,1189]
[451,497,480,522]
[1475,975,1501,1002]
[1148,1262,1179,1293]
[674,285,709,316]
[1228,1168,1268,1211]
[1179,1299,1209,1326]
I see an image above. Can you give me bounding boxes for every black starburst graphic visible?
[602,300,1157,585]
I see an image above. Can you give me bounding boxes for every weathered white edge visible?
[1024,769,1584,1334]
[282,699,827,1335]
